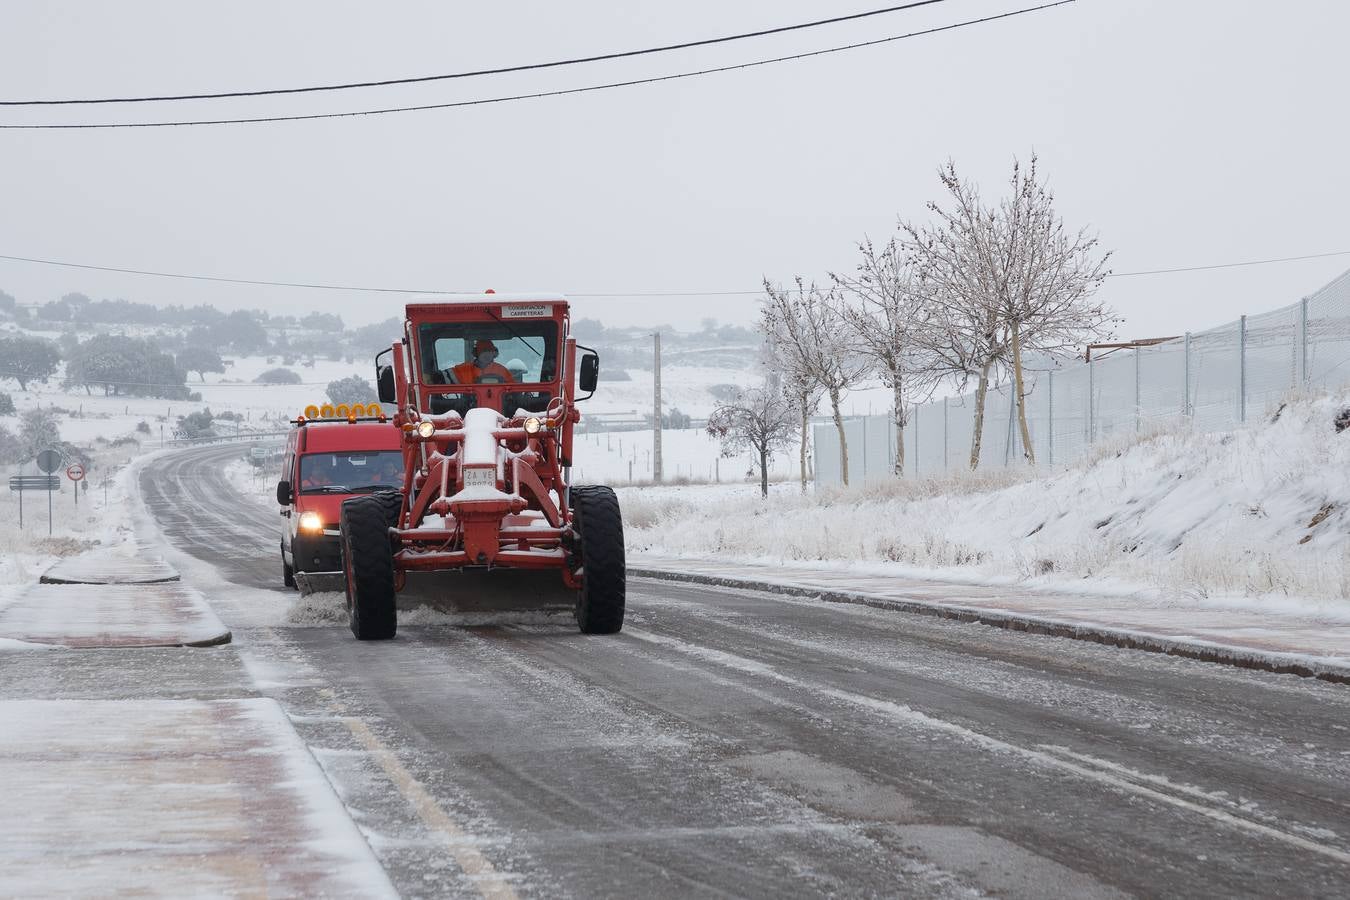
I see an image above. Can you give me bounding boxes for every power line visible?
[1105,250,1350,278]
[0,2,1074,129]
[3,248,1348,299]
[0,253,461,294]
[1,1,953,107]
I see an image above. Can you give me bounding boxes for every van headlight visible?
[298,511,323,533]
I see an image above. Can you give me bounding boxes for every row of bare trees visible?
[756,154,1116,487]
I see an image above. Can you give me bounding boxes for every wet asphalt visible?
[96,442,1350,898]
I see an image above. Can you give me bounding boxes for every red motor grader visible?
[339,293,625,640]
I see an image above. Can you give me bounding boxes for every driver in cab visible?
[452,339,516,384]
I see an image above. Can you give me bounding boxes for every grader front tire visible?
[573,485,626,634]
[340,492,402,641]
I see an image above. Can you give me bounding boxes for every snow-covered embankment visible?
[624,392,1350,613]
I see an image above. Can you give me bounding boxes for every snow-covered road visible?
[103,442,1350,897]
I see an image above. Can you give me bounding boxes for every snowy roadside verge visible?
[0,442,146,625]
[623,391,1350,620]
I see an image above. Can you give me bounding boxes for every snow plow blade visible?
[295,571,347,596]
[394,569,577,614]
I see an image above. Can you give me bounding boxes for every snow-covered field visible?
[622,391,1350,614]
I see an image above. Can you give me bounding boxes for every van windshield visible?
[298,450,403,494]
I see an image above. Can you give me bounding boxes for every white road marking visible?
[625,626,1350,867]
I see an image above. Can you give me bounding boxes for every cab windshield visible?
[419,321,559,385]
[298,450,403,494]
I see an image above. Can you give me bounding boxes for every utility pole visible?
[653,331,663,482]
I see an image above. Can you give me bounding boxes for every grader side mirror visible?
[578,353,599,395]
[377,364,396,404]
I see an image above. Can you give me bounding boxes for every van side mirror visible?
[578,353,599,395]
[377,365,396,404]
[276,480,292,506]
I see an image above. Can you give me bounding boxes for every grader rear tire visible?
[340,492,402,641]
[573,485,626,634]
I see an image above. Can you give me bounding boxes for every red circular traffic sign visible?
[66,464,85,482]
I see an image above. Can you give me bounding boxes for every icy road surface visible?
[56,441,1346,897]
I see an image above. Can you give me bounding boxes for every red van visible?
[276,418,403,591]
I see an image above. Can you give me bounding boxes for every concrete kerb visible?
[629,567,1350,687]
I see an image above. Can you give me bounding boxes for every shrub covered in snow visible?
[255,367,302,385]
[0,392,14,416]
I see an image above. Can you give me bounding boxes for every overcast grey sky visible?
[1,0,1346,337]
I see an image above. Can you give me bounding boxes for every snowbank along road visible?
[100,442,1350,897]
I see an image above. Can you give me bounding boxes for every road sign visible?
[36,449,63,473]
[66,464,85,482]
[9,476,60,491]
[9,475,59,533]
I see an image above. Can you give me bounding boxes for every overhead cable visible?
[2,248,1347,298]
[0,1,954,106]
[0,2,1074,129]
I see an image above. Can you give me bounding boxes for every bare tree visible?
[706,383,796,498]
[902,166,1010,469]
[832,237,940,477]
[782,368,822,492]
[755,338,820,493]
[993,155,1114,463]
[761,279,870,486]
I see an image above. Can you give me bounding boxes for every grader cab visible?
[338,293,625,640]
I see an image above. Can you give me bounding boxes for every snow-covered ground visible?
[0,443,145,604]
[622,391,1350,614]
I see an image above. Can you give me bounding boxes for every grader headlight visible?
[416,420,436,439]
[523,416,542,435]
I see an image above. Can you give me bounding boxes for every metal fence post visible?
[861,417,867,483]
[1239,314,1247,424]
[1183,332,1192,417]
[1134,347,1142,432]
[1087,357,1096,443]
[1300,296,1310,385]
[942,397,949,471]
[1047,370,1054,467]
[912,403,920,478]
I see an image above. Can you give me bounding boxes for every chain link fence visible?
[815,268,1350,485]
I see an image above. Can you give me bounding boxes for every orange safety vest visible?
[451,361,516,384]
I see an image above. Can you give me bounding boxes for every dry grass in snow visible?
[623,390,1350,611]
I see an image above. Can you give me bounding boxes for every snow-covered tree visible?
[0,335,60,391]
[832,238,940,477]
[64,335,188,399]
[706,382,796,498]
[902,164,1012,469]
[18,407,59,459]
[325,375,377,405]
[991,155,1114,463]
[177,347,225,382]
[904,156,1113,466]
[761,278,870,486]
